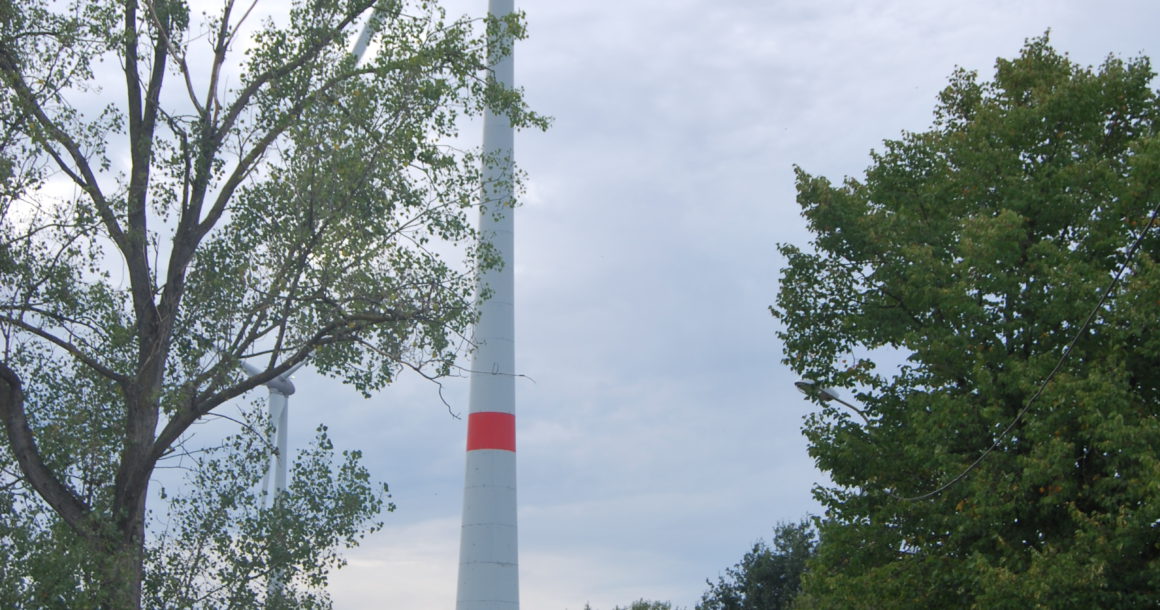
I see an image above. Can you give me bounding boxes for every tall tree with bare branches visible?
[0,0,544,606]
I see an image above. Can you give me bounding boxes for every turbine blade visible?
[282,359,308,378]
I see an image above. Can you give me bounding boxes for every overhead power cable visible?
[900,197,1160,502]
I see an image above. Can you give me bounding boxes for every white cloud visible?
[329,517,460,609]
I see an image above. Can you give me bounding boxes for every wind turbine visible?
[241,359,306,509]
[239,358,306,602]
[456,1,520,608]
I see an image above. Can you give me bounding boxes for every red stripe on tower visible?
[466,411,516,452]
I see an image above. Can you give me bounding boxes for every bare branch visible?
[150,305,424,466]
[211,0,376,144]
[0,315,130,386]
[143,0,206,117]
[0,45,124,250]
[0,362,95,538]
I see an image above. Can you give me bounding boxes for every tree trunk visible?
[96,517,147,610]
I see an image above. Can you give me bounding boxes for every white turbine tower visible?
[241,360,305,509]
[456,1,519,608]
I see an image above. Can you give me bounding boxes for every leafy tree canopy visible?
[584,599,681,610]
[775,35,1160,608]
[0,0,543,607]
[697,520,817,610]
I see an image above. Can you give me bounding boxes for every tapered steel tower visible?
[455,0,518,608]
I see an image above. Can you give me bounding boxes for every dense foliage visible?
[775,36,1160,607]
[0,0,542,607]
[697,520,816,610]
[608,601,678,610]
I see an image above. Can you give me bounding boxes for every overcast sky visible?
[241,1,1160,608]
